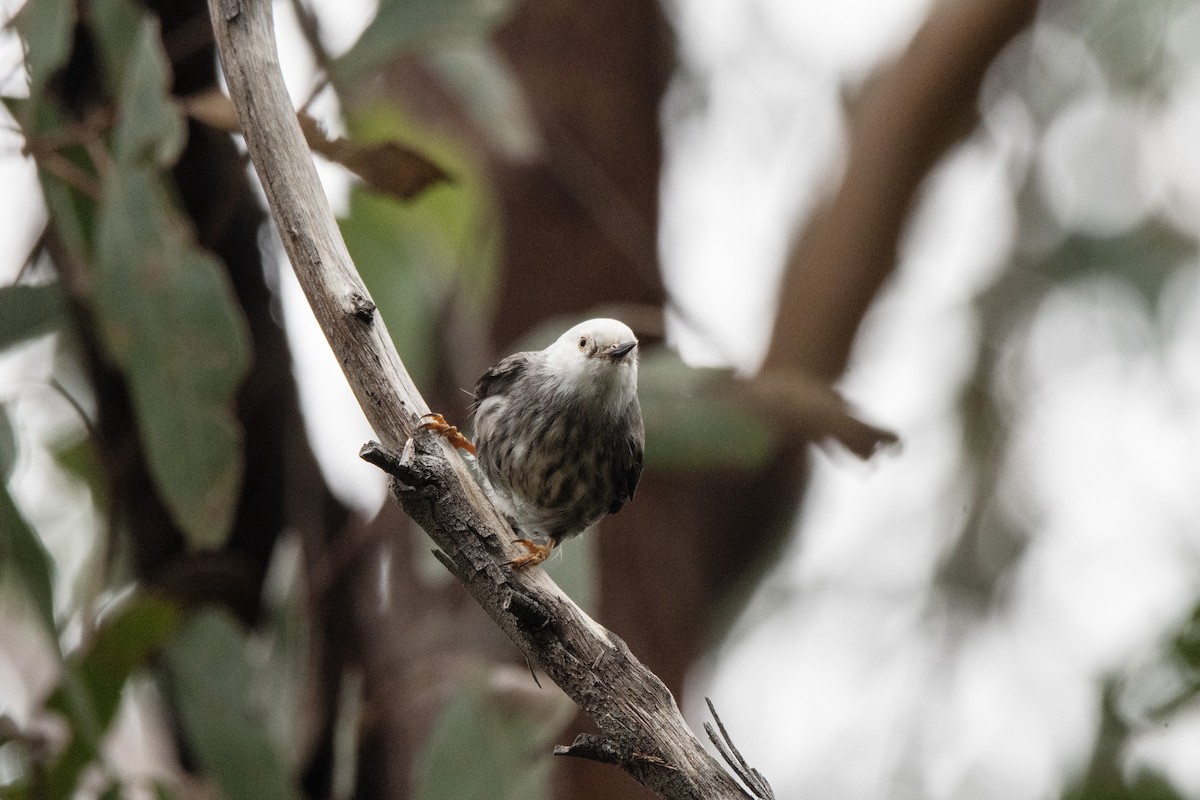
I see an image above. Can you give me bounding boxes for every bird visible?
[421,318,644,568]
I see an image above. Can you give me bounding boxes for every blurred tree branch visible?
[206,0,758,796]
[764,0,1041,380]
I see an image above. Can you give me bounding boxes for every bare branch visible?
[704,698,774,800]
[207,1,757,796]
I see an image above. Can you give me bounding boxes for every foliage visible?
[2,0,576,797]
[339,102,502,388]
[0,595,179,799]
[0,283,65,354]
[0,475,57,635]
[933,3,1200,798]
[413,664,575,800]
[161,610,304,800]
[12,0,250,550]
[330,0,516,95]
[41,597,179,799]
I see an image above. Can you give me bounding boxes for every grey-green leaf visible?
[415,665,573,800]
[638,350,775,471]
[424,41,538,160]
[44,596,179,799]
[0,283,66,354]
[87,0,149,97]
[93,167,250,549]
[110,16,186,166]
[332,0,515,91]
[0,403,16,481]
[0,483,56,634]
[13,0,76,94]
[162,610,303,800]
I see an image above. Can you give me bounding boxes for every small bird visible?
[422,318,644,567]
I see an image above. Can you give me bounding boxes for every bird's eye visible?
[578,336,588,350]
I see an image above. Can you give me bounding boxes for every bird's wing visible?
[471,352,533,411]
[609,400,644,515]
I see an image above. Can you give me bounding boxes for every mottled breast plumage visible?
[470,347,643,543]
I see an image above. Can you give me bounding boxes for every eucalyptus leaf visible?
[332,0,515,91]
[53,436,104,509]
[88,0,148,98]
[638,350,774,471]
[0,283,66,354]
[109,16,186,167]
[414,664,572,800]
[35,142,98,266]
[93,167,250,549]
[344,104,500,310]
[1040,222,1195,315]
[13,0,76,94]
[162,610,303,800]
[0,404,16,481]
[424,41,539,160]
[340,187,440,388]
[44,596,179,799]
[0,484,56,634]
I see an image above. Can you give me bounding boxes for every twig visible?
[283,0,334,112]
[206,0,755,796]
[704,698,774,800]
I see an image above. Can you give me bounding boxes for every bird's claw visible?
[506,538,553,569]
[418,412,477,456]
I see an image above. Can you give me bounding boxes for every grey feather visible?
[469,319,644,547]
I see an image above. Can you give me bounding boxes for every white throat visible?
[542,318,639,416]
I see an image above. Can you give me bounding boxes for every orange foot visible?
[507,538,555,569]
[419,412,477,456]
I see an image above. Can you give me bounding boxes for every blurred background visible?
[3,0,1200,798]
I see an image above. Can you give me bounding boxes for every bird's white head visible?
[544,318,639,411]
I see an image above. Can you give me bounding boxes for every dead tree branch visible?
[206,0,755,796]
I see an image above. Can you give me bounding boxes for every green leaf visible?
[424,41,538,160]
[414,664,572,800]
[93,167,250,549]
[1174,602,1200,672]
[0,404,16,481]
[87,0,148,97]
[44,596,180,799]
[337,109,501,368]
[1040,221,1195,315]
[89,0,186,165]
[153,780,181,800]
[36,144,99,266]
[54,435,107,513]
[0,484,56,634]
[638,350,775,471]
[162,610,303,800]
[542,523,596,614]
[332,0,515,90]
[109,16,186,166]
[340,187,441,388]
[0,283,66,354]
[13,0,76,94]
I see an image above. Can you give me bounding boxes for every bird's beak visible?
[608,340,637,361]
